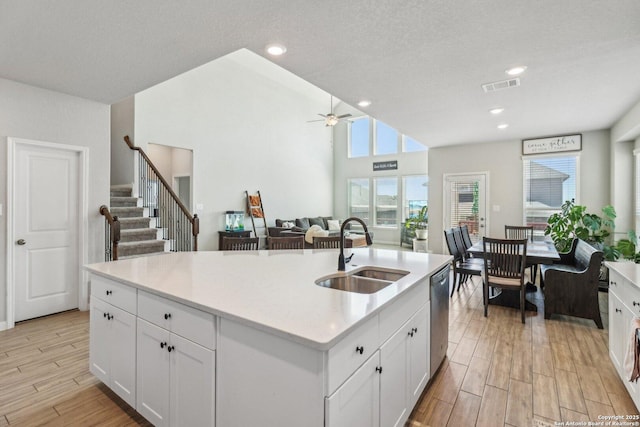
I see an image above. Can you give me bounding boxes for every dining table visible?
[466,237,560,312]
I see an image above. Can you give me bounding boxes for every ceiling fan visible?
[308,95,352,126]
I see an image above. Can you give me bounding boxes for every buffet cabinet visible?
[608,268,640,409]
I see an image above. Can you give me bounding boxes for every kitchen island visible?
[86,248,452,427]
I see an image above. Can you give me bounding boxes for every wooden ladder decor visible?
[245,190,268,238]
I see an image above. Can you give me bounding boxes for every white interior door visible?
[13,141,80,322]
[443,173,488,245]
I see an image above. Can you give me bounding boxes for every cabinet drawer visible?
[610,272,640,315]
[91,275,137,314]
[327,315,379,395]
[138,290,216,349]
[379,280,428,343]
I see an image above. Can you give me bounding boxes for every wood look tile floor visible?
[0,277,637,426]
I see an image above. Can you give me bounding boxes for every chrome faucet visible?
[338,217,373,271]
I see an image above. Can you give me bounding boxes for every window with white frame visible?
[403,175,428,222]
[374,121,399,156]
[348,178,370,224]
[374,177,398,227]
[349,117,370,158]
[523,155,578,234]
[403,135,428,153]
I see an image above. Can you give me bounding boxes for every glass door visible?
[444,173,488,244]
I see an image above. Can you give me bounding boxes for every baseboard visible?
[0,321,7,331]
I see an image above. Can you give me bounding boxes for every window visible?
[403,136,427,153]
[374,121,398,155]
[374,177,398,227]
[403,175,428,222]
[523,155,578,234]
[349,118,370,158]
[348,178,370,224]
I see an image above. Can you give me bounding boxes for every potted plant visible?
[544,199,616,255]
[405,206,428,240]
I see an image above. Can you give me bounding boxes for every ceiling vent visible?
[482,78,520,93]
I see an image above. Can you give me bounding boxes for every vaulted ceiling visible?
[2,0,640,147]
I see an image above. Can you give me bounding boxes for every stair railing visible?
[99,205,121,261]
[124,135,199,252]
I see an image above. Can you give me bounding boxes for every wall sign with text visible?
[373,160,398,171]
[522,134,582,155]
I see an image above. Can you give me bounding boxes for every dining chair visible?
[312,236,352,249]
[504,225,536,282]
[268,235,305,250]
[482,237,528,323]
[221,236,259,251]
[460,225,475,256]
[444,229,483,297]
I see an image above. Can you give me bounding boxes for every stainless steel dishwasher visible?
[430,264,450,377]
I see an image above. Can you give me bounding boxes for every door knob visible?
[16,239,26,245]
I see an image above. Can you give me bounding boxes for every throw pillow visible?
[327,219,341,231]
[305,224,329,244]
[282,221,295,228]
[296,217,310,229]
[309,217,326,229]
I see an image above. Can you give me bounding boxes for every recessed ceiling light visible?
[497,123,509,130]
[505,66,527,76]
[266,44,287,56]
[489,107,505,115]
[357,100,371,108]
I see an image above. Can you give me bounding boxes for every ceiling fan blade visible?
[307,119,324,123]
[337,114,352,119]
[317,113,328,118]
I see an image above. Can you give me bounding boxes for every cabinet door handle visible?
[160,342,167,348]
[376,366,383,374]
[355,346,364,355]
[413,327,418,333]
[634,301,640,307]
[107,314,113,320]
[616,308,622,313]
[103,312,107,318]
[408,331,414,337]
[164,313,172,320]
[611,281,617,286]
[106,290,112,295]
[167,345,175,353]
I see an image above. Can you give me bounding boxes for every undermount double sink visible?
[315,267,409,294]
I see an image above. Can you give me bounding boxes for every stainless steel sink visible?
[352,268,409,282]
[315,267,409,294]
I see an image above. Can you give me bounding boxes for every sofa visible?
[268,216,370,248]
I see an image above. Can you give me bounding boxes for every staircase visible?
[109,185,168,258]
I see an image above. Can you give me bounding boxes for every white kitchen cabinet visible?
[408,304,429,406]
[379,304,429,427]
[136,315,215,427]
[608,270,640,401]
[89,295,136,407]
[326,351,381,427]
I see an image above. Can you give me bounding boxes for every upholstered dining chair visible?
[312,236,352,249]
[444,228,483,297]
[482,237,528,323]
[267,235,305,250]
[504,225,536,282]
[221,236,259,251]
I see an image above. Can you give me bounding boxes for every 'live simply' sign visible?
[522,134,582,155]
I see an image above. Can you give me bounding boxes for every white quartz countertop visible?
[605,261,640,288]
[86,248,451,350]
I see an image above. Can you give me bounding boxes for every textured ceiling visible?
[2,0,640,147]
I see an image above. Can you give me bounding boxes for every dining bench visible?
[540,238,604,328]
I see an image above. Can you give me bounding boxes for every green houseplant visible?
[405,206,428,240]
[544,199,616,255]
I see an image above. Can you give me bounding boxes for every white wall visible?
[428,130,610,254]
[128,49,333,250]
[0,77,110,324]
[111,96,135,186]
